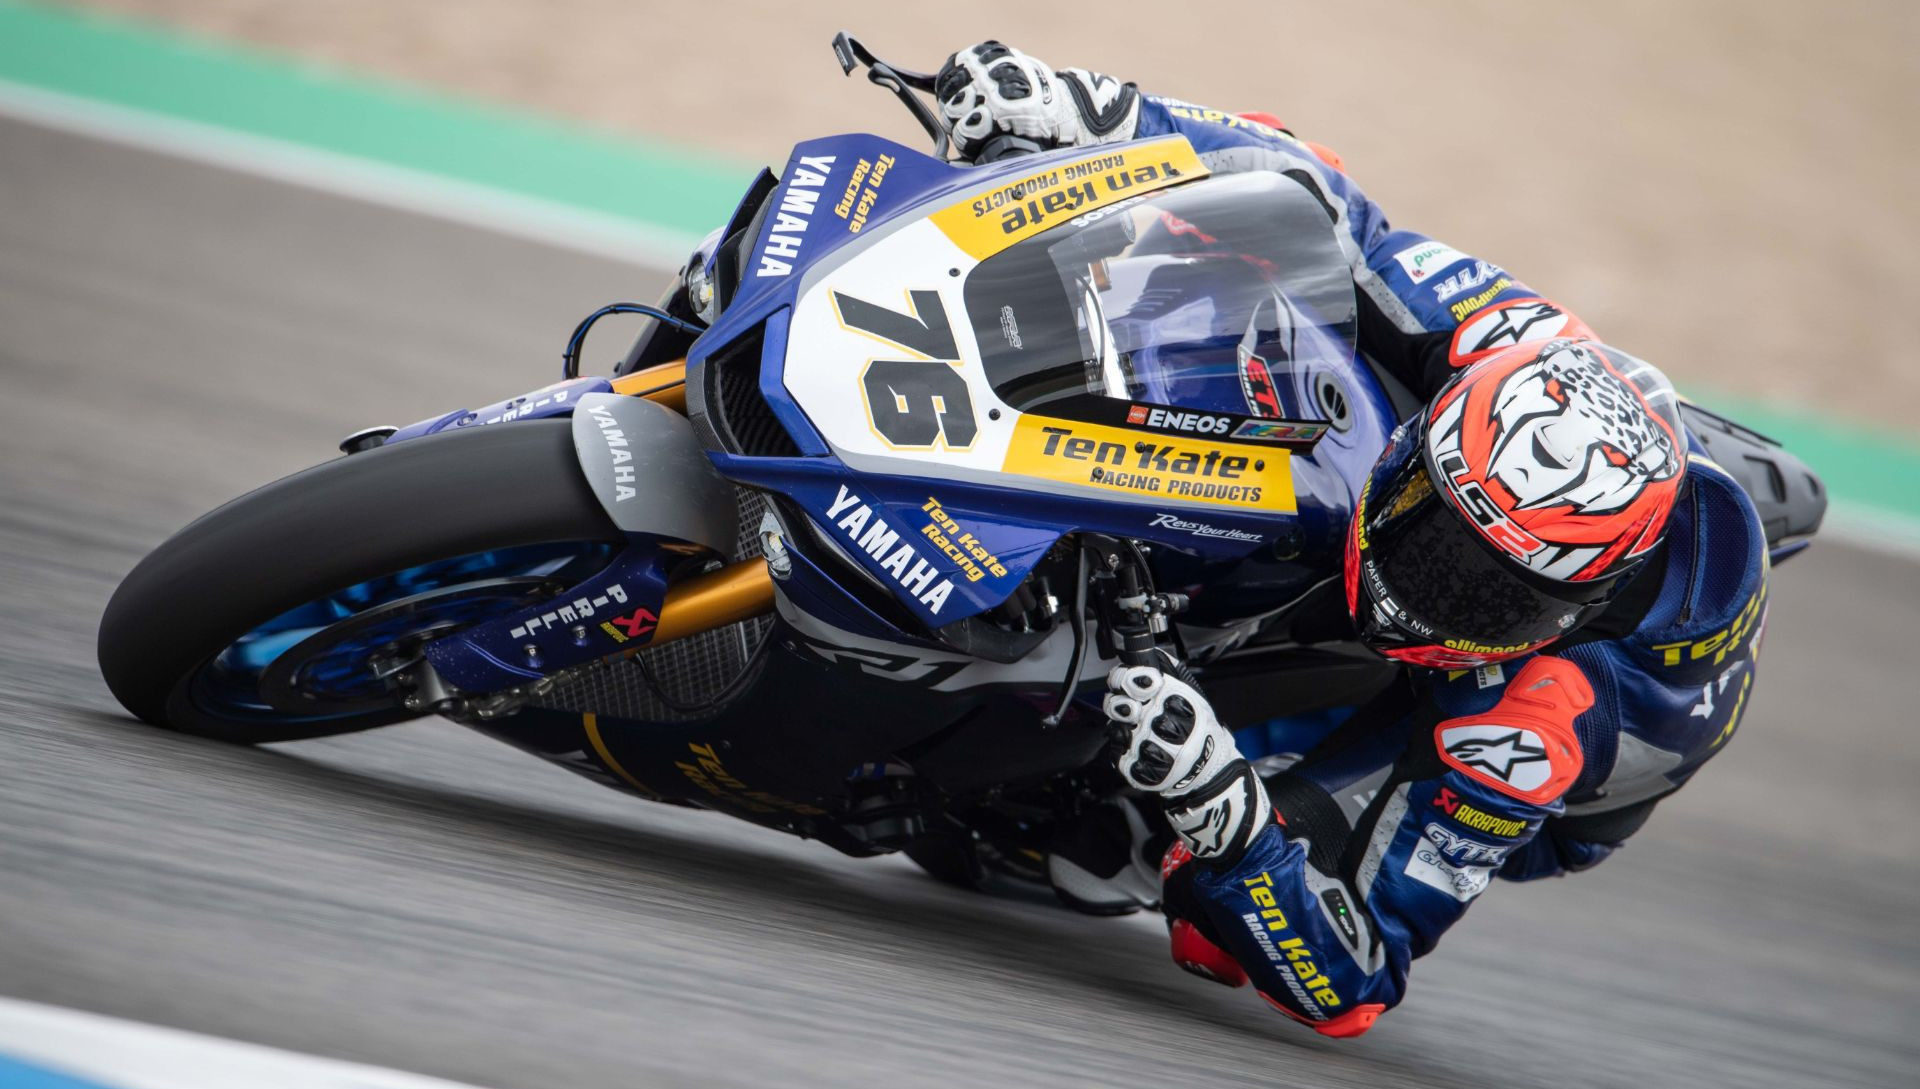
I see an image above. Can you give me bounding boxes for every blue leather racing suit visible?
[1129,93,1771,1037]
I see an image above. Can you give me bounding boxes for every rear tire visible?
[98,421,624,743]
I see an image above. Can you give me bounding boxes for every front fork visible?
[1032,533,1192,738]
[1087,536,1191,670]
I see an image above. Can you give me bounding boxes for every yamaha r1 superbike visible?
[98,37,1821,885]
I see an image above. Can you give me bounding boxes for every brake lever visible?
[832,32,939,90]
[832,31,952,160]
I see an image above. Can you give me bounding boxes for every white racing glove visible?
[1104,664,1271,868]
[934,42,1141,161]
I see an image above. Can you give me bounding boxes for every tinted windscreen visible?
[963,172,1358,422]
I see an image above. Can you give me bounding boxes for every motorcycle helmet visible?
[1344,338,1686,668]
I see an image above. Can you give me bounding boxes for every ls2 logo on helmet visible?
[1427,341,1682,582]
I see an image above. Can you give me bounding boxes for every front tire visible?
[99,420,624,743]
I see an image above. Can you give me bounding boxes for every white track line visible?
[2,75,1914,562]
[0,78,694,270]
[0,997,495,1089]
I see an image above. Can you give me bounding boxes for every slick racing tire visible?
[99,420,624,744]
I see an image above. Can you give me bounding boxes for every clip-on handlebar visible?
[831,32,1047,165]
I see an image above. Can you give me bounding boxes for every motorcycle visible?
[97,36,1823,888]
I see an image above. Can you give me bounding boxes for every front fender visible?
[421,395,744,695]
[570,392,738,552]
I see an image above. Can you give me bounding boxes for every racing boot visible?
[1045,794,1171,915]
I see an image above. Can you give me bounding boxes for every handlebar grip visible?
[973,133,1049,163]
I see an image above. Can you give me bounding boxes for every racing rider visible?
[936,42,1774,1037]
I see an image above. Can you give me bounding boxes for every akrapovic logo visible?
[1126,403,1231,435]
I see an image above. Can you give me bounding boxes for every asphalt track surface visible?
[2,116,1915,1089]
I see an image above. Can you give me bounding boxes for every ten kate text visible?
[1240,871,1343,1012]
[833,153,897,234]
[973,156,1190,238]
[676,741,825,816]
[1022,420,1278,507]
[1649,578,1767,669]
[919,498,1009,584]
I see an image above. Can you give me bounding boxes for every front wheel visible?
[98,420,625,743]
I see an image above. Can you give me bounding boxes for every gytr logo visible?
[1422,822,1511,866]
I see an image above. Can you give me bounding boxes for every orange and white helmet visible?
[1344,338,1686,669]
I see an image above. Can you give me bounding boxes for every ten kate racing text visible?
[1004,417,1293,511]
[1239,871,1342,1014]
[919,498,1008,584]
[972,154,1189,238]
[833,154,897,235]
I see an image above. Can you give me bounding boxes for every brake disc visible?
[256,576,566,715]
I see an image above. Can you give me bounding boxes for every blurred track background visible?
[1,3,1916,1086]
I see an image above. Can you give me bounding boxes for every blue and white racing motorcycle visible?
[98,38,1815,882]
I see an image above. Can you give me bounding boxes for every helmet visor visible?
[1355,428,1609,660]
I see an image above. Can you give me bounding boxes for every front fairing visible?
[689,134,1396,633]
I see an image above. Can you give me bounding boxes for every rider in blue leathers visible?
[937,42,1780,1037]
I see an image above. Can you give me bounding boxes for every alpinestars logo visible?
[1168,776,1248,859]
[1456,300,1567,355]
[1439,725,1549,789]
[1178,800,1231,857]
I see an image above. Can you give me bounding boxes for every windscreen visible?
[963,172,1359,423]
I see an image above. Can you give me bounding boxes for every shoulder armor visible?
[1433,657,1591,805]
